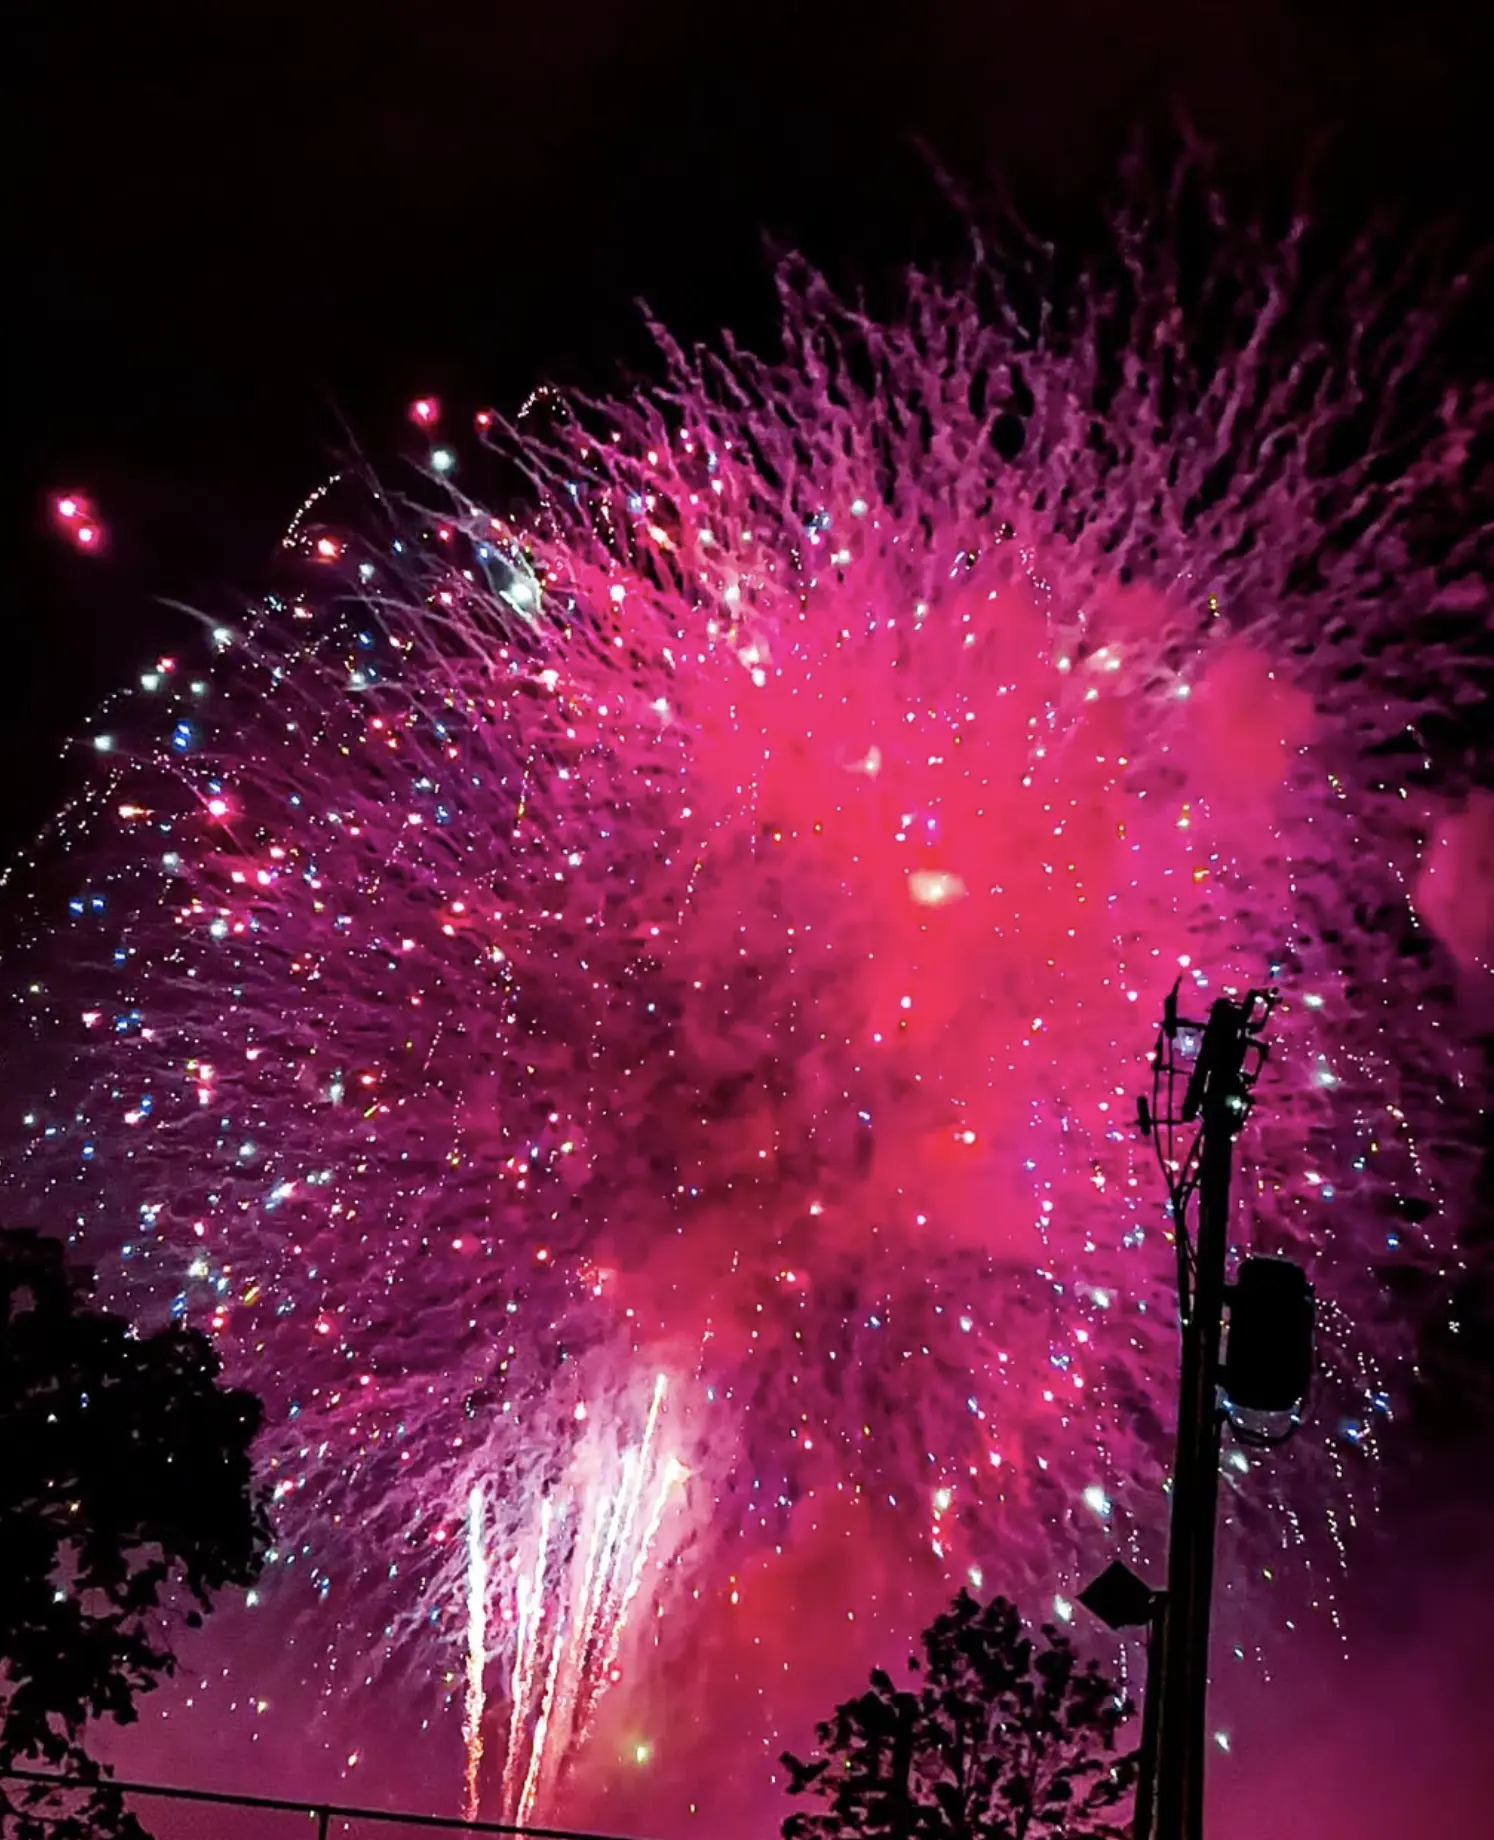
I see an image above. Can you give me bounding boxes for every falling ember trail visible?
[508,1377,687,1823]
[463,1486,489,1823]
[502,1496,552,1822]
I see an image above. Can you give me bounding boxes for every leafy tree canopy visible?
[783,1588,1138,1840]
[0,1228,270,1840]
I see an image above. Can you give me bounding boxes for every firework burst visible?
[4,173,1489,1817]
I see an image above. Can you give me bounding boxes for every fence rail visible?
[0,1769,648,1840]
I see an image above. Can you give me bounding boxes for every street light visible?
[1080,1561,1167,1840]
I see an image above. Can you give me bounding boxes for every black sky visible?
[17,2,1494,811]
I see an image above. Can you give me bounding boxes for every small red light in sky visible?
[54,492,104,551]
[207,797,230,818]
[475,409,494,431]
[315,536,341,560]
[410,396,440,427]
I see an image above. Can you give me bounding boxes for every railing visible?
[0,1770,646,1840]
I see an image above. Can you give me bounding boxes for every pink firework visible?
[4,182,1489,1818]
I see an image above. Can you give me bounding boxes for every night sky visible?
[15,3,1494,1834]
[18,0,1494,817]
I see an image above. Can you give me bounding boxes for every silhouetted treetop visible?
[0,1227,271,1840]
[782,1588,1137,1840]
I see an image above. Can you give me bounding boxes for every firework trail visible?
[506,1374,685,1824]
[502,1492,552,1820]
[4,171,1489,1815]
[463,1486,490,1822]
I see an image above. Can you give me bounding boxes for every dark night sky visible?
[16,1,1494,838]
[13,1,1494,1826]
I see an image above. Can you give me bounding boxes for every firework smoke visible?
[4,173,1489,1817]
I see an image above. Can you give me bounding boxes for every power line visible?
[1,1768,657,1840]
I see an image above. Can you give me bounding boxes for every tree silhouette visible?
[782,1589,1137,1840]
[0,1228,271,1840]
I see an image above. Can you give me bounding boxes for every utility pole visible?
[1149,992,1261,1840]
[1083,981,1314,1840]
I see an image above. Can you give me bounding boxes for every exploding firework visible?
[4,172,1489,1819]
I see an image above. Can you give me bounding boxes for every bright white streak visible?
[594,1375,669,1669]
[603,1454,687,1683]
[501,1495,552,1820]
[508,1374,681,1824]
[529,1468,623,1818]
[462,1485,490,1824]
[516,1518,570,1830]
